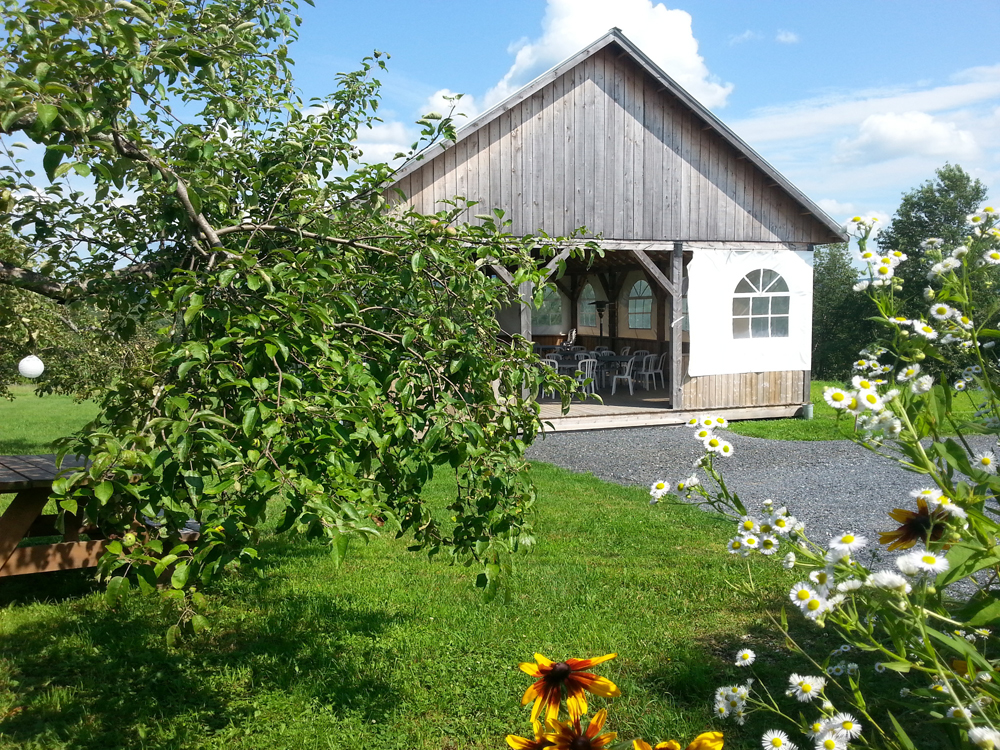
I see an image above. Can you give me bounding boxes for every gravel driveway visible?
[526,425,997,554]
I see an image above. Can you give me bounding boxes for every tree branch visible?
[215,224,393,255]
[0,259,81,301]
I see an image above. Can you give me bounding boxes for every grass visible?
[0,385,99,455]
[0,459,818,750]
[727,380,855,441]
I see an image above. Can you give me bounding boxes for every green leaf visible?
[184,294,204,326]
[171,561,190,590]
[42,147,64,181]
[886,712,917,750]
[191,614,210,634]
[105,575,130,607]
[242,406,259,436]
[94,480,114,502]
[166,624,180,648]
[35,103,58,129]
[331,532,349,569]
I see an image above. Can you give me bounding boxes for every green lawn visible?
[727,380,854,441]
[0,385,99,455]
[0,465,809,750]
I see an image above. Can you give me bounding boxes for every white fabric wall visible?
[687,249,813,377]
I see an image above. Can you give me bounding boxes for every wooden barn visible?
[390,28,847,430]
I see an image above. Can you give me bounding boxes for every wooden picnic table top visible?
[0,454,88,492]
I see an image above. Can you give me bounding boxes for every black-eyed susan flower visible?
[548,709,616,749]
[506,720,556,749]
[520,653,620,723]
[635,732,723,750]
[879,498,949,551]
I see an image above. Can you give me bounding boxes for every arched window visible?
[628,280,653,329]
[579,284,597,327]
[733,269,789,339]
[534,286,563,327]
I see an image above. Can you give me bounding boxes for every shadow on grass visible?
[0,548,407,749]
[0,439,57,455]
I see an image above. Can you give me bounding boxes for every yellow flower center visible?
[983,457,993,466]
[842,534,855,543]
[742,521,754,530]
[832,392,844,402]
[771,740,783,748]
[802,682,813,692]
[656,483,665,490]
[843,721,854,730]
[865,394,877,404]
[922,555,936,565]
[823,740,836,750]
[709,438,719,448]
[807,600,821,611]
[796,590,810,601]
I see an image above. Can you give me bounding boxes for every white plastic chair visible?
[653,352,668,390]
[620,346,631,356]
[595,346,609,352]
[632,349,649,360]
[538,358,559,399]
[576,358,598,396]
[611,357,636,396]
[636,353,660,390]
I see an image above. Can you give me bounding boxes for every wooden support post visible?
[519,281,534,341]
[671,242,684,409]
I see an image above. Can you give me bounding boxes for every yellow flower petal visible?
[656,742,682,750]
[686,731,724,750]
[633,741,653,750]
[534,653,555,667]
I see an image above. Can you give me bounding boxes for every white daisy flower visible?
[802,594,828,620]
[911,375,934,394]
[836,578,862,592]
[946,707,969,719]
[857,388,883,411]
[790,582,817,606]
[714,416,729,428]
[676,475,700,492]
[973,450,997,474]
[923,286,936,301]
[941,257,962,271]
[772,515,795,536]
[733,707,747,725]
[694,427,714,441]
[873,262,894,280]
[868,570,912,594]
[761,729,794,749]
[983,249,1000,265]
[735,648,756,667]
[783,552,796,569]
[921,237,944,250]
[809,568,833,590]
[875,662,886,673]
[814,732,847,750]
[713,700,731,719]
[786,674,826,702]
[823,387,852,409]
[913,321,939,340]
[830,532,867,554]
[910,487,942,501]
[650,480,670,499]
[968,212,988,225]
[951,245,969,259]
[968,727,1000,749]
[930,494,968,519]
[738,516,760,534]
[852,280,870,292]
[742,534,760,550]
[728,537,749,556]
[806,719,827,739]
[851,375,874,390]
[930,303,954,320]
[896,364,921,382]
[827,713,862,740]
[687,416,700,427]
[954,379,968,392]
[759,534,779,556]
[718,441,734,457]
[846,663,859,676]
[852,359,869,370]
[828,664,844,676]
[941,333,963,345]
[928,262,948,279]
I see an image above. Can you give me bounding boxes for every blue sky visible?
[290,0,1000,231]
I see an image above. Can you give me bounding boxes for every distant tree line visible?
[811,164,990,381]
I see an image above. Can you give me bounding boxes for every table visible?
[0,454,106,578]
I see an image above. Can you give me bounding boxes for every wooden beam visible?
[541,248,572,281]
[630,248,677,297]
[488,264,514,286]
[0,540,108,577]
[670,242,684,410]
[518,281,533,340]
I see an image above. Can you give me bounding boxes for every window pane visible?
[770,276,788,292]
[751,296,770,315]
[535,287,563,327]
[579,284,597,327]
[733,318,750,338]
[772,296,789,314]
[630,313,651,329]
[630,280,652,299]
[751,317,770,337]
[760,269,779,290]
[732,298,750,315]
[735,277,755,293]
[771,316,789,337]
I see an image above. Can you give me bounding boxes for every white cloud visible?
[835,111,978,163]
[729,30,760,45]
[423,89,480,123]
[354,121,414,165]
[775,30,799,44]
[483,0,733,109]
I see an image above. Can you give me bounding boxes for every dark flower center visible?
[545,662,572,685]
[570,737,593,750]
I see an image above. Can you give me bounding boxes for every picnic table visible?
[0,454,107,577]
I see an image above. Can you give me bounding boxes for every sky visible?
[289,0,1000,233]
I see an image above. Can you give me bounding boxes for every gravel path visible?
[526,425,997,554]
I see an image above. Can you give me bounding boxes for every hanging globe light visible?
[18,355,45,379]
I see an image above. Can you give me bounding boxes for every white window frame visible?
[732,269,790,339]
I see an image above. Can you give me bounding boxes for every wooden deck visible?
[537,391,802,431]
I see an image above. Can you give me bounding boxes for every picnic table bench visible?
[0,454,108,578]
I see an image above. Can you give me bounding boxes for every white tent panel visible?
[687,249,813,377]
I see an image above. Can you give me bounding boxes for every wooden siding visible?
[393,47,833,245]
[681,365,807,410]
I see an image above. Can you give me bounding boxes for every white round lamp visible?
[18,355,45,379]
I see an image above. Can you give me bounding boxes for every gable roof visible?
[391,29,848,244]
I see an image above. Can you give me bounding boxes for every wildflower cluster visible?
[727,499,800,558]
[507,652,723,750]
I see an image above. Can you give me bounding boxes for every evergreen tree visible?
[812,243,877,379]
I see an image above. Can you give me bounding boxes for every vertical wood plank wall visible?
[393,46,833,245]
[680,362,807,409]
